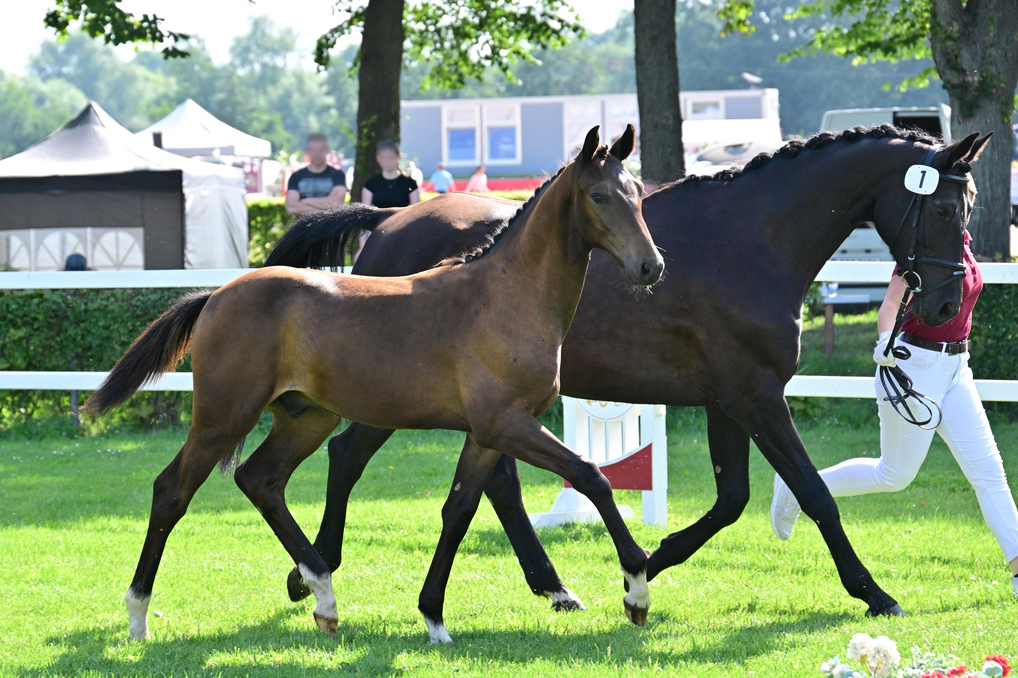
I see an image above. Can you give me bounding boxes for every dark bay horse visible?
[267,126,991,618]
[86,125,665,643]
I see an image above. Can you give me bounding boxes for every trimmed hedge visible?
[0,288,194,432]
[248,197,293,267]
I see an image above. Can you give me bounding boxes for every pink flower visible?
[986,656,1011,677]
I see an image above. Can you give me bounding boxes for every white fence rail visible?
[2,263,1017,401]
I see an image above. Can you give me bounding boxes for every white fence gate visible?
[529,397,668,528]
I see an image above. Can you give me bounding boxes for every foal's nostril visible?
[940,302,958,321]
[640,261,652,278]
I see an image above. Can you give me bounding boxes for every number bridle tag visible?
[904,164,940,195]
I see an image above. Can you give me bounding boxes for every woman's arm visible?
[877,275,908,334]
[408,188,421,205]
[361,187,373,206]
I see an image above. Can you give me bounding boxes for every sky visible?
[1,0,630,75]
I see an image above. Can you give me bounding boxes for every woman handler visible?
[771,224,1018,595]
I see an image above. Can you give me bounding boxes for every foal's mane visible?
[659,124,947,191]
[438,164,570,266]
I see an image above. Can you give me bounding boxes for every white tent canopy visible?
[0,102,248,270]
[137,99,272,158]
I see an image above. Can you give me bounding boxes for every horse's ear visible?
[609,124,636,161]
[580,126,600,165]
[940,132,979,168]
[966,132,993,163]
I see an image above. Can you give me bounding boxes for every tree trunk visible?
[352,0,405,203]
[930,0,1018,261]
[634,0,685,187]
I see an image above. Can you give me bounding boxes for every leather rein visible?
[879,147,970,430]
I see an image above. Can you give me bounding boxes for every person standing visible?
[285,133,347,216]
[361,140,420,208]
[429,162,456,194]
[358,140,420,258]
[464,165,490,193]
[770,226,1018,595]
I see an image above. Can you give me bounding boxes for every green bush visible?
[0,288,194,432]
[247,197,292,267]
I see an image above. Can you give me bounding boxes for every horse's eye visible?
[935,207,949,218]
[590,193,606,205]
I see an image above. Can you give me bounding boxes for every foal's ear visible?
[966,132,993,163]
[940,132,979,168]
[609,124,637,161]
[580,126,600,165]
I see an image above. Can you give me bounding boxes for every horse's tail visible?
[265,204,384,270]
[84,291,213,416]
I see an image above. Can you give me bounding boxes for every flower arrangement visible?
[820,634,1010,678]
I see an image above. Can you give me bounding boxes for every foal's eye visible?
[935,207,950,218]
[590,193,606,204]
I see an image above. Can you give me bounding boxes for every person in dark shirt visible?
[361,140,420,208]
[285,133,347,216]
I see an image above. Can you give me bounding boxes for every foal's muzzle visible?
[630,255,665,287]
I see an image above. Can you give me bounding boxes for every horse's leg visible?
[287,422,395,602]
[647,406,750,580]
[730,391,903,616]
[418,438,503,643]
[483,454,585,610]
[126,419,255,640]
[235,407,343,635]
[477,412,650,625]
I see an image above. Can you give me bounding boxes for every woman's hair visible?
[63,253,87,271]
[376,140,400,155]
[475,166,485,173]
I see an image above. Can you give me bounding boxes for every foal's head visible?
[873,132,991,326]
[571,125,664,287]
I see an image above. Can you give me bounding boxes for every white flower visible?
[832,663,854,678]
[821,657,841,674]
[866,636,901,677]
[846,634,875,662]
[983,660,1005,677]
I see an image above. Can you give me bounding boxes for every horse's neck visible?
[492,168,590,332]
[761,140,925,293]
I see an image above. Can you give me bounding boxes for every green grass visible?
[2,313,1016,677]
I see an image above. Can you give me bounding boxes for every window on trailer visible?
[443,105,480,166]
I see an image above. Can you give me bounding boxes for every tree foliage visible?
[313,0,586,88]
[43,0,192,58]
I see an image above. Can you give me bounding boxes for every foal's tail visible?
[264,204,385,270]
[84,291,212,415]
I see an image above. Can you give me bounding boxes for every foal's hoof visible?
[624,599,648,626]
[866,602,906,618]
[550,588,587,612]
[313,612,339,636]
[287,567,312,602]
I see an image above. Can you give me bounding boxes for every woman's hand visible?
[873,330,896,367]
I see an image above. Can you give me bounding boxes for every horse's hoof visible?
[624,599,648,626]
[313,612,339,636]
[550,588,586,612]
[866,602,905,617]
[287,567,312,602]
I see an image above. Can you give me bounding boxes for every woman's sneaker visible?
[770,474,801,540]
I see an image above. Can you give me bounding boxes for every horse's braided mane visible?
[659,124,951,191]
[438,163,571,266]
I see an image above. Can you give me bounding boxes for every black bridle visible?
[880,147,970,429]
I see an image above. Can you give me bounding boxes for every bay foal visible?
[87,126,664,643]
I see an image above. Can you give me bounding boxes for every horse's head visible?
[571,124,664,287]
[874,132,991,326]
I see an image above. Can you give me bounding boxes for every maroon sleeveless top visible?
[898,231,982,343]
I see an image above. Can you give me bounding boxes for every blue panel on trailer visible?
[520,102,565,176]
[400,105,443,176]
